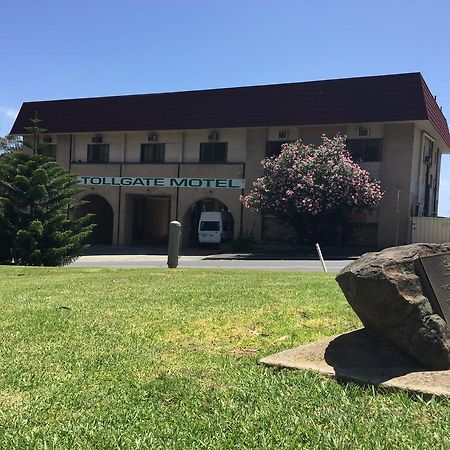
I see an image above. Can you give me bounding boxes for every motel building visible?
[11,73,450,250]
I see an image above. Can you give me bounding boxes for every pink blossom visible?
[241,134,383,224]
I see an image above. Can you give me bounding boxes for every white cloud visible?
[0,106,19,135]
[0,106,18,119]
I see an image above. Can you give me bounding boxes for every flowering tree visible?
[241,134,383,244]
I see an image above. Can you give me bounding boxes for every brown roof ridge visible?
[10,72,438,135]
[18,72,423,105]
[420,76,450,148]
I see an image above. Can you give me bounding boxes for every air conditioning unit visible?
[92,135,102,143]
[208,131,219,141]
[358,127,370,137]
[148,132,158,142]
[43,136,52,143]
[278,130,289,139]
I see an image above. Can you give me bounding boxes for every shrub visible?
[241,135,383,244]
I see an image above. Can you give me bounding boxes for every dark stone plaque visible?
[416,252,450,324]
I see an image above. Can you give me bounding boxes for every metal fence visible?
[411,217,450,244]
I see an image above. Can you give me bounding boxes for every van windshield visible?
[200,221,220,231]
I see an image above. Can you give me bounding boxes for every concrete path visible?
[260,328,450,398]
[69,254,351,272]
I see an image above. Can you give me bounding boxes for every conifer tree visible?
[23,110,51,155]
[0,115,93,266]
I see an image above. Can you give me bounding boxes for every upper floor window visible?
[265,141,293,158]
[199,142,227,163]
[347,139,382,162]
[87,144,109,163]
[140,143,165,163]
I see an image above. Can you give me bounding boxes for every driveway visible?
[69,253,352,272]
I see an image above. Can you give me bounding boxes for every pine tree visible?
[0,148,93,266]
[23,111,48,155]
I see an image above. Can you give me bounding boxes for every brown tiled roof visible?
[10,73,450,147]
[420,77,450,148]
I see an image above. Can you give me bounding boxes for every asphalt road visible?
[69,254,351,272]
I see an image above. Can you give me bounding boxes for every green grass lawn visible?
[0,266,449,449]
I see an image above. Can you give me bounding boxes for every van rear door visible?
[198,220,221,243]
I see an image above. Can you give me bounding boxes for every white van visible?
[198,211,233,244]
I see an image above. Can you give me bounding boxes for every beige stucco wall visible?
[377,123,415,248]
[70,163,121,178]
[55,134,71,169]
[121,163,178,178]
[42,120,448,249]
[241,128,266,240]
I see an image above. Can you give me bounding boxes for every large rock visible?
[336,243,450,369]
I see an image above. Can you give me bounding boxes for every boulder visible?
[336,243,450,369]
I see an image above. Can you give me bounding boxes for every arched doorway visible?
[131,195,170,245]
[183,198,234,247]
[78,195,114,245]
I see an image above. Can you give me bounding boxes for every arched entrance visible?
[131,195,170,245]
[78,195,114,245]
[183,198,234,247]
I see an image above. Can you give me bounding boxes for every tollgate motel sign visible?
[78,176,245,189]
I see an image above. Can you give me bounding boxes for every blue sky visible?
[1,0,449,213]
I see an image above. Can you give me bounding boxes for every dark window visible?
[200,221,220,231]
[87,144,109,163]
[265,141,293,158]
[347,139,382,162]
[39,144,57,159]
[199,142,227,163]
[342,222,378,246]
[140,143,165,163]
